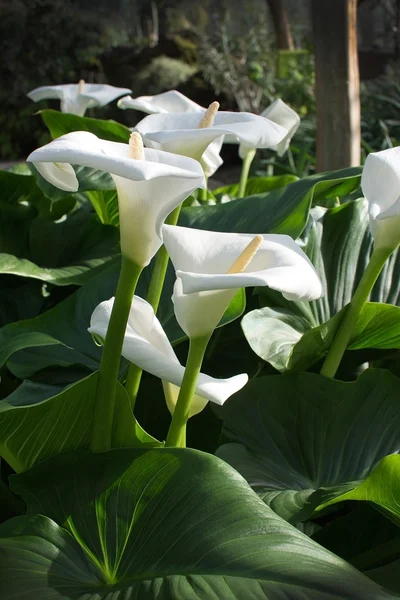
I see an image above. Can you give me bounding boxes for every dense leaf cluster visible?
[0,110,399,598]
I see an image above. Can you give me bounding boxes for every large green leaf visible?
[86,189,119,226]
[0,255,245,378]
[0,372,159,472]
[40,108,131,143]
[212,174,298,200]
[0,448,391,599]
[0,169,119,285]
[313,454,400,593]
[318,454,400,524]
[180,167,361,238]
[217,369,400,525]
[242,302,400,372]
[0,261,120,378]
[245,199,400,371]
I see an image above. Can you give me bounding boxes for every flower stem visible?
[125,204,182,411]
[320,246,393,379]
[238,149,256,198]
[90,257,142,452]
[165,334,211,448]
[198,186,208,203]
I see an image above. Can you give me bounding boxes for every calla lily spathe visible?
[27,83,132,117]
[361,146,400,250]
[135,109,287,166]
[239,99,300,159]
[89,295,248,415]
[120,91,223,178]
[27,132,205,267]
[162,225,323,338]
[118,90,204,114]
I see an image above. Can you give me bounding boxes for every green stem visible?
[320,246,393,379]
[165,334,211,447]
[125,204,182,411]
[198,186,208,203]
[90,257,142,452]
[238,149,256,198]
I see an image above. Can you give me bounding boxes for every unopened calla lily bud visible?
[361,147,400,251]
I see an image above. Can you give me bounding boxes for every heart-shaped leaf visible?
[0,255,245,378]
[0,170,119,286]
[245,199,400,371]
[0,372,159,472]
[1,448,391,599]
[217,369,400,525]
[181,167,361,238]
[40,108,131,143]
[212,173,298,200]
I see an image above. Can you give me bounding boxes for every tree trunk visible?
[266,0,294,50]
[312,0,360,171]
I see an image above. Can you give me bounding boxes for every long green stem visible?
[165,334,211,448]
[320,246,393,379]
[198,186,208,203]
[125,204,182,410]
[90,257,142,452]
[238,149,256,198]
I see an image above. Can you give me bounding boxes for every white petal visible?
[162,382,209,418]
[201,136,224,178]
[27,84,75,102]
[34,161,78,192]
[80,84,132,107]
[118,90,203,114]
[261,99,300,156]
[88,296,248,410]
[136,110,287,161]
[362,147,400,250]
[238,99,299,157]
[27,132,205,184]
[163,225,322,337]
[362,147,400,216]
[28,132,205,266]
[28,83,131,116]
[172,277,237,338]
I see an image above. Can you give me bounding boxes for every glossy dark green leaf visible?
[0,255,245,378]
[0,372,159,472]
[0,170,119,285]
[40,108,131,143]
[246,200,400,371]
[86,189,119,226]
[180,167,361,238]
[217,369,400,525]
[0,448,391,599]
[212,174,298,200]
[318,455,400,525]
[0,261,120,378]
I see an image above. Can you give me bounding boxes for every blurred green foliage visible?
[0,0,110,159]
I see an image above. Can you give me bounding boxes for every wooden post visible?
[266,0,295,50]
[312,0,361,171]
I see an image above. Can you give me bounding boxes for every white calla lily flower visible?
[118,90,204,114]
[361,147,400,250]
[27,82,132,117]
[239,98,300,159]
[120,91,223,178]
[135,108,287,166]
[162,225,323,338]
[27,131,205,267]
[89,295,248,416]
